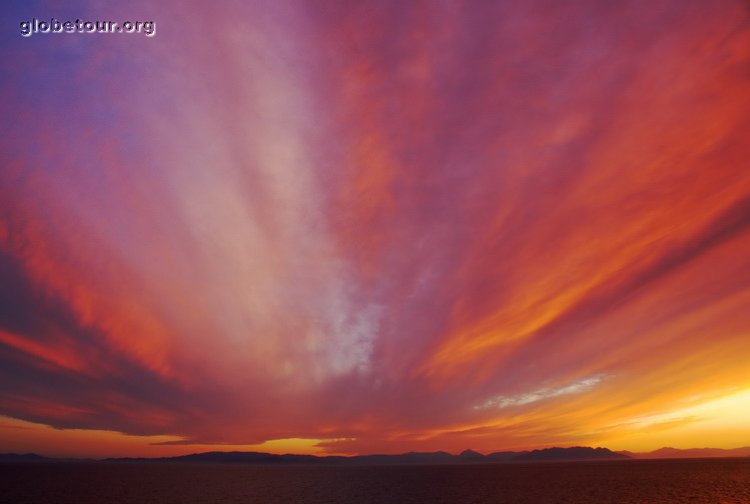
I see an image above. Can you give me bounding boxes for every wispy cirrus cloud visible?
[1,0,750,457]
[476,375,607,410]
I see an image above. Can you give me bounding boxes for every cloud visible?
[1,0,750,455]
[476,375,607,410]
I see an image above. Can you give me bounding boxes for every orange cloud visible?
[1,0,749,456]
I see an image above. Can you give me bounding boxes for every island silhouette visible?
[3,445,749,465]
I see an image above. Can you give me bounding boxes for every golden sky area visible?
[1,0,750,457]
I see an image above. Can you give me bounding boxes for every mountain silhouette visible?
[514,447,627,461]
[7,445,750,465]
[102,446,629,464]
[487,451,526,461]
[0,453,51,463]
[458,449,486,461]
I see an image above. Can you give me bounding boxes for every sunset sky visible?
[1,0,750,459]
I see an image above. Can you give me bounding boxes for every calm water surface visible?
[2,458,749,504]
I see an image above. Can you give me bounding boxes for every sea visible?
[2,458,749,504]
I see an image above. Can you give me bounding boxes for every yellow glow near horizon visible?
[0,416,334,458]
[602,388,750,452]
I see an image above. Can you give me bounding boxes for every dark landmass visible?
[0,453,50,463]
[105,450,462,465]
[486,450,526,461]
[4,445,749,466]
[458,449,486,462]
[514,447,628,461]
[0,453,91,463]
[346,451,457,465]
[108,446,627,464]
[1,446,626,465]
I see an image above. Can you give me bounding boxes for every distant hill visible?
[0,453,94,463]
[41,445,750,465]
[0,453,53,463]
[102,447,628,465]
[514,447,628,462]
[107,450,460,465]
[107,451,327,464]
[631,447,750,459]
[458,449,486,462]
[350,451,456,465]
[487,451,527,461]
